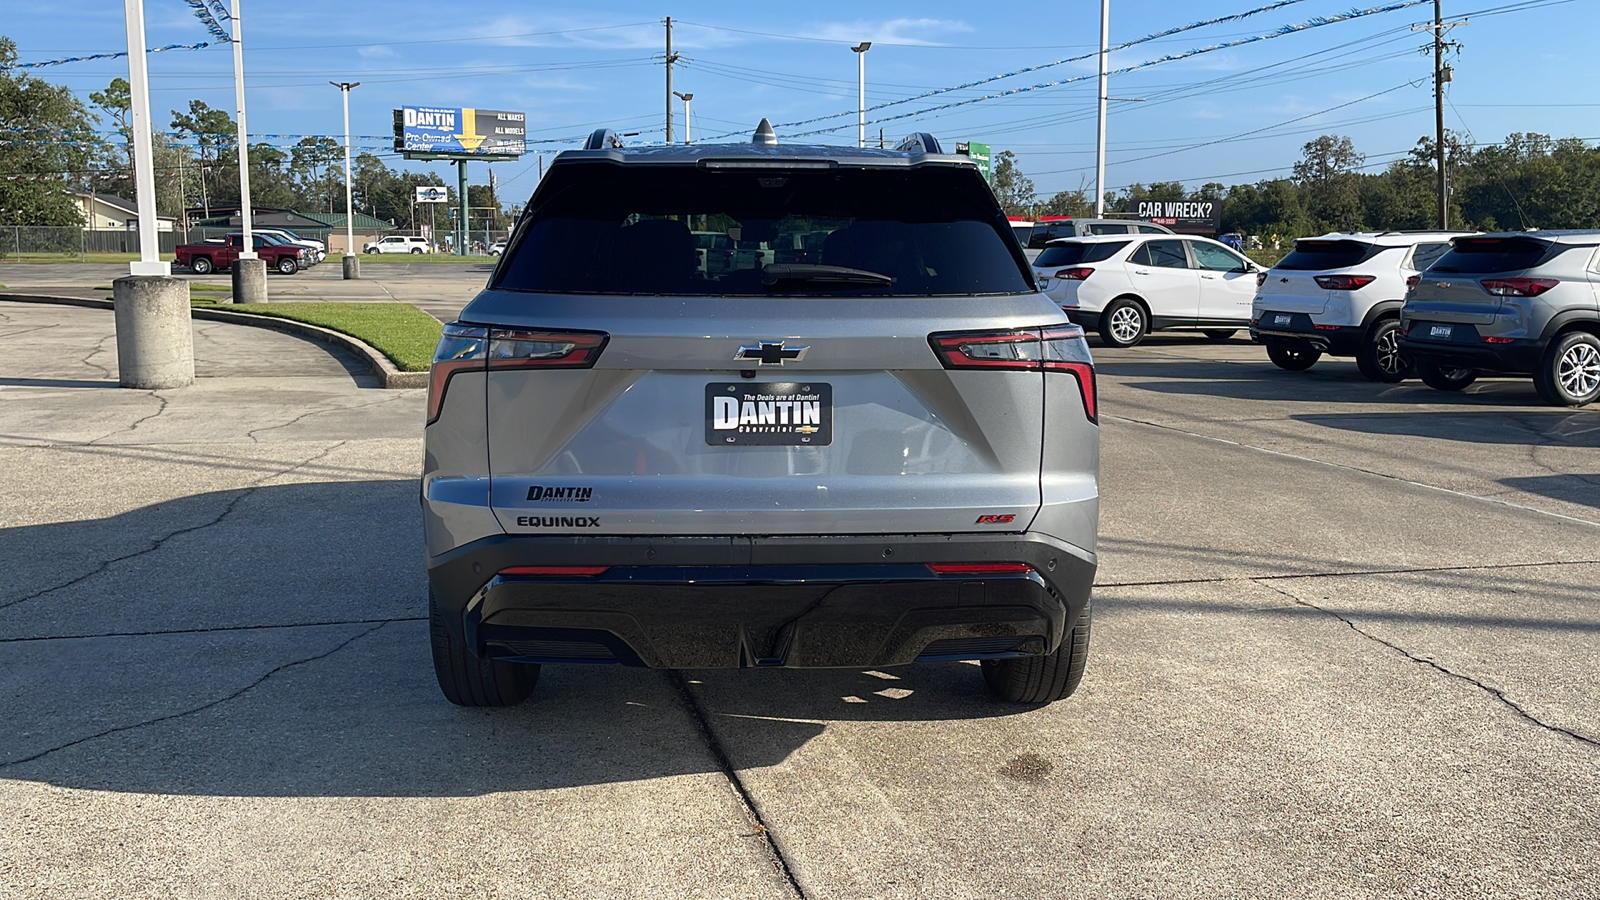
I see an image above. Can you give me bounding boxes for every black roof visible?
[551,127,976,171]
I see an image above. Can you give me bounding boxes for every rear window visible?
[1035,241,1129,267]
[496,164,1029,297]
[1429,237,1554,274]
[1275,240,1383,270]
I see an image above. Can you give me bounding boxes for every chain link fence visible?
[0,225,338,259]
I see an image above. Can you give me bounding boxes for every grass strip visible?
[95,283,232,292]
[328,252,497,264]
[225,302,441,371]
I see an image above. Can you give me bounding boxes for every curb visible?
[0,292,429,389]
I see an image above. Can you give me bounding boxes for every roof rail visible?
[584,128,625,150]
[895,132,943,154]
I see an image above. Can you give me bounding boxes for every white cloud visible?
[357,45,397,58]
[802,18,974,46]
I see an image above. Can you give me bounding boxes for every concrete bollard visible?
[113,275,194,390]
[342,253,360,280]
[232,257,268,304]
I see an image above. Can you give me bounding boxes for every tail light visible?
[1482,336,1515,344]
[1256,272,1268,287]
[926,563,1033,576]
[1053,267,1094,281]
[929,325,1097,422]
[1481,278,1559,297]
[427,323,608,424]
[1405,275,1421,290]
[1314,274,1375,290]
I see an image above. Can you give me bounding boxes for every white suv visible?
[363,235,431,254]
[1034,233,1265,347]
[1251,231,1472,381]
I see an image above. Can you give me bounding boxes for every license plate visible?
[1274,314,1292,326]
[1430,324,1453,338]
[706,382,832,446]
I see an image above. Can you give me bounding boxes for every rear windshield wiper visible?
[761,263,895,286]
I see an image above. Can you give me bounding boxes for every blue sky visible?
[5,0,1592,205]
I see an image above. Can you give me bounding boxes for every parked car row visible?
[176,231,315,276]
[1033,226,1600,407]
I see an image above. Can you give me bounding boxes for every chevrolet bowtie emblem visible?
[736,341,808,365]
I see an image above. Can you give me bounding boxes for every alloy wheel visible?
[1558,342,1600,398]
[1375,327,1405,375]
[1110,307,1142,343]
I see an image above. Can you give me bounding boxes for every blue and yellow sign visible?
[394,106,526,156]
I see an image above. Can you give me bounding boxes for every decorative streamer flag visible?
[0,42,214,72]
[184,0,233,41]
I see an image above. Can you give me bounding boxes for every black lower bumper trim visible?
[429,533,1096,669]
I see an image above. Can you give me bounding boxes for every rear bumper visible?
[427,532,1096,669]
[1250,312,1363,355]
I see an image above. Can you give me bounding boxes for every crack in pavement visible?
[0,615,425,644]
[244,391,411,444]
[1258,580,1600,750]
[80,334,115,380]
[0,621,389,769]
[1097,557,1600,589]
[0,440,351,612]
[669,671,808,900]
[88,391,169,445]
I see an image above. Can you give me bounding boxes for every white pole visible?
[1095,0,1109,217]
[852,44,871,148]
[684,96,691,144]
[230,0,254,258]
[335,82,358,255]
[123,0,168,276]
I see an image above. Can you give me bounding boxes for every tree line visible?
[1,37,507,232]
[991,130,1600,238]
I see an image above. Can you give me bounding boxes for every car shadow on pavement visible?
[0,479,1029,798]
[1292,410,1600,448]
[1500,475,1600,510]
[1108,372,1546,406]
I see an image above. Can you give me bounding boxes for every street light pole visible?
[852,43,871,149]
[331,81,360,278]
[1094,0,1109,217]
[673,91,693,144]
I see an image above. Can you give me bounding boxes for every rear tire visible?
[1099,299,1148,348]
[1267,343,1320,371]
[982,601,1091,705]
[1417,361,1477,392]
[1203,329,1237,342]
[1534,330,1600,407]
[411,247,423,254]
[1356,318,1411,383]
[191,256,213,275]
[429,590,539,707]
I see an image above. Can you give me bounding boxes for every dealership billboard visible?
[393,106,526,157]
[415,185,449,204]
[1134,199,1222,236]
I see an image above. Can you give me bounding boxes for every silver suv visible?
[421,126,1101,707]
[1400,231,1600,406]
[1251,232,1469,381]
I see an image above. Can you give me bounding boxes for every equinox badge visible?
[736,341,809,365]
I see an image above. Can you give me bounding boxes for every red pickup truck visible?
[176,233,304,275]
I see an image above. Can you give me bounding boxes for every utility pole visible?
[852,43,872,148]
[665,17,677,144]
[1416,1,1465,229]
[1094,0,1109,217]
[331,81,360,278]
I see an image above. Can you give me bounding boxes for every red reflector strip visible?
[499,566,610,577]
[926,563,1034,575]
[1483,336,1515,344]
[1314,324,1341,331]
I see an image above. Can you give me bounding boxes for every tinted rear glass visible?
[496,164,1029,297]
[1035,241,1129,267]
[1429,237,1553,274]
[1275,240,1382,270]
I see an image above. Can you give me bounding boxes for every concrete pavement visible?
[1,306,1596,898]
